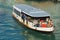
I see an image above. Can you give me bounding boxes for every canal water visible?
[0,0,60,40]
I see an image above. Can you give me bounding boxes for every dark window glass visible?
[14,8,20,16]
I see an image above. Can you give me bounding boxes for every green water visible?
[0,0,60,40]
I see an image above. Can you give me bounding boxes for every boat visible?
[12,4,54,32]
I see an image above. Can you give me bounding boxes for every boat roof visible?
[13,4,50,17]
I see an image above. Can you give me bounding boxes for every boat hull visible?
[12,12,54,32]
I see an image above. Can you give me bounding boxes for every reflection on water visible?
[23,30,55,40]
[0,0,60,40]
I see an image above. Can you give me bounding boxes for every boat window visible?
[21,12,33,22]
[14,8,20,16]
[33,16,50,21]
[21,12,24,14]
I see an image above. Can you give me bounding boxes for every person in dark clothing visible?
[22,14,26,22]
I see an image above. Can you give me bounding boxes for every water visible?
[0,0,60,40]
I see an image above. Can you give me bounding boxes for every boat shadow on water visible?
[13,17,56,40]
[23,30,56,40]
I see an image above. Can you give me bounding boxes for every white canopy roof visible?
[13,4,50,17]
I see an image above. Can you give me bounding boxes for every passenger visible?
[33,20,39,27]
[21,14,26,22]
[40,20,43,25]
[40,20,47,28]
[26,17,30,24]
[48,19,53,27]
[46,18,51,27]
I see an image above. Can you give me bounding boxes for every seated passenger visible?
[48,19,53,27]
[40,20,47,28]
[33,20,39,27]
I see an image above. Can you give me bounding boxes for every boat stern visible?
[34,26,54,32]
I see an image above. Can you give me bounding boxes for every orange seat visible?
[41,23,47,28]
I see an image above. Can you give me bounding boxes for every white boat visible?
[12,4,54,32]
